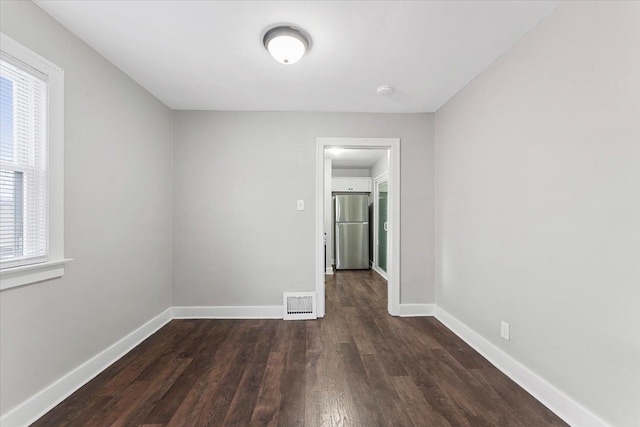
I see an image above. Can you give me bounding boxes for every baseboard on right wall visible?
[434,306,609,427]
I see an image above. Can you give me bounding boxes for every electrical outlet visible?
[501,321,510,341]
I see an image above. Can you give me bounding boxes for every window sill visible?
[0,259,73,291]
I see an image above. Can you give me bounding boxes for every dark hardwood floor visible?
[33,270,567,426]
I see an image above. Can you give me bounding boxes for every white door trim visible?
[373,172,389,280]
[316,137,400,317]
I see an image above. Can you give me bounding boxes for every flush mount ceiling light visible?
[263,25,311,65]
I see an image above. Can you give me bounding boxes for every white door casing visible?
[316,137,400,317]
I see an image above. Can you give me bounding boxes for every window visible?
[1,55,48,267]
[0,33,67,290]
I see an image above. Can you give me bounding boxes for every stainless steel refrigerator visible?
[335,194,369,270]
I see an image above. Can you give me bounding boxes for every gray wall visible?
[172,112,435,306]
[434,2,640,426]
[0,1,173,416]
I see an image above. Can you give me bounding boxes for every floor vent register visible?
[283,292,317,320]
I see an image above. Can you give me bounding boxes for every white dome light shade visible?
[267,36,305,64]
[263,26,310,65]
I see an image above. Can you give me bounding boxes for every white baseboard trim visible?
[325,267,334,275]
[398,303,435,317]
[0,307,173,427]
[434,306,609,427]
[172,305,283,319]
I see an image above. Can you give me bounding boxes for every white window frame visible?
[0,33,70,291]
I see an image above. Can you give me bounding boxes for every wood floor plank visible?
[361,354,415,426]
[356,311,408,377]
[303,320,325,426]
[250,350,285,426]
[386,344,474,426]
[32,270,568,427]
[391,376,452,427]
[433,347,529,426]
[164,321,253,426]
[142,319,236,425]
[472,366,568,426]
[97,321,198,397]
[338,341,386,426]
[222,320,278,426]
[312,311,362,427]
[344,310,376,356]
[277,321,307,427]
[85,380,149,426]
[110,356,191,427]
[193,322,263,426]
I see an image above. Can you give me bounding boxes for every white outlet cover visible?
[501,321,510,341]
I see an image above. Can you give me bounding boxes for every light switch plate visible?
[297,200,304,211]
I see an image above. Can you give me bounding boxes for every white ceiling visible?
[34,0,557,113]
[325,149,388,169]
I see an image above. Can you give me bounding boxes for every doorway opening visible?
[315,138,400,318]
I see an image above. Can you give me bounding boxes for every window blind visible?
[0,54,49,268]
